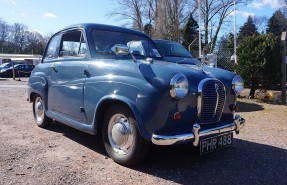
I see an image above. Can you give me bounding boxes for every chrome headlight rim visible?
[170,73,189,100]
[232,75,244,95]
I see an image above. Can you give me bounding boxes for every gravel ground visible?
[0,77,286,185]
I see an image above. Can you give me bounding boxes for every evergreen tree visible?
[182,14,198,49]
[217,33,234,49]
[143,23,153,37]
[267,10,287,37]
[235,34,280,98]
[238,16,258,45]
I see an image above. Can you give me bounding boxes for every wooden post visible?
[281,32,286,104]
[12,62,15,80]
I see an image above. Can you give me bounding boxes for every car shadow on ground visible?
[46,121,106,156]
[135,139,287,185]
[46,122,287,185]
[237,101,264,112]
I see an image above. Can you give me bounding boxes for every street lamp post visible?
[198,0,201,58]
[234,0,237,63]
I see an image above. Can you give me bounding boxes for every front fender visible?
[94,95,148,139]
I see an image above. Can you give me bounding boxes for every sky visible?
[0,0,285,36]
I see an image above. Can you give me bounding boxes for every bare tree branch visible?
[191,0,250,52]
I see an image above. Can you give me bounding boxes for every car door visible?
[48,29,90,122]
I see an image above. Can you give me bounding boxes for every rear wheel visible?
[102,105,149,166]
[33,95,52,128]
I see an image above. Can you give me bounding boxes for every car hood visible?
[160,56,236,81]
[201,65,236,84]
[149,59,236,91]
[163,56,201,66]
[153,60,214,78]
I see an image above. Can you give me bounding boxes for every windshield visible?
[92,30,162,60]
[154,41,192,58]
[0,63,12,68]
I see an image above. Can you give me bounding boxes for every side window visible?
[59,30,87,58]
[45,35,60,59]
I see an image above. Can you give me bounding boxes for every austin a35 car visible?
[27,23,245,165]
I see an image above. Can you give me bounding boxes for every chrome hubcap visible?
[34,97,44,122]
[108,114,134,155]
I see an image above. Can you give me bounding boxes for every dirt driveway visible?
[0,78,286,185]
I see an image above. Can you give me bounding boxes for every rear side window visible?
[59,30,87,58]
[45,35,60,59]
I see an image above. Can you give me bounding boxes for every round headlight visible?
[232,75,244,94]
[170,73,189,99]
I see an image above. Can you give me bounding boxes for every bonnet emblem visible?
[214,83,219,93]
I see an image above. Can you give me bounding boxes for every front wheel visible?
[33,95,52,128]
[102,105,149,166]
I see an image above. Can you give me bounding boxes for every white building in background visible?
[0,54,42,65]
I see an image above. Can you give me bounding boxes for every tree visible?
[253,16,268,34]
[143,23,154,37]
[182,14,198,49]
[154,0,194,42]
[10,23,28,53]
[108,0,154,31]
[235,34,280,98]
[108,0,195,41]
[0,18,10,52]
[267,10,287,37]
[190,0,249,52]
[0,18,49,54]
[25,30,45,54]
[217,33,234,49]
[237,16,258,45]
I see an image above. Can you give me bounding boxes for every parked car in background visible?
[0,63,12,70]
[153,39,201,65]
[0,64,35,77]
[153,39,218,67]
[27,23,245,166]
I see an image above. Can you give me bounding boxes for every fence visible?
[191,48,235,71]
[214,48,235,71]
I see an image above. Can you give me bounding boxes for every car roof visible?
[0,63,10,66]
[56,23,148,38]
[153,39,178,44]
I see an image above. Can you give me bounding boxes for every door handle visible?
[51,64,58,72]
[84,69,90,77]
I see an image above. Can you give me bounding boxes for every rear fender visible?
[28,73,49,109]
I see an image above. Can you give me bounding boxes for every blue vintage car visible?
[27,23,245,166]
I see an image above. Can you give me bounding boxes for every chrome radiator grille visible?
[198,79,226,124]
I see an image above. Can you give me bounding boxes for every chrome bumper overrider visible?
[152,114,245,146]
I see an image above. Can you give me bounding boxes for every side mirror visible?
[111,44,129,55]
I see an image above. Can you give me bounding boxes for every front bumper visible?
[152,114,245,146]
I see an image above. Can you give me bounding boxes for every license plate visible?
[200,132,233,155]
